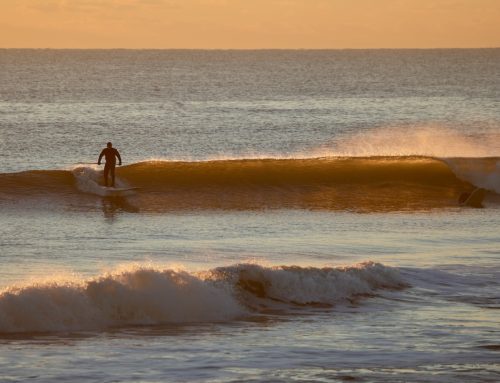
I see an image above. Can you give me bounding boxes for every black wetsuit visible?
[98,148,121,187]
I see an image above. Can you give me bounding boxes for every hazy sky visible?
[1,0,499,48]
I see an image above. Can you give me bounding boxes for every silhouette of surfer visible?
[98,142,122,187]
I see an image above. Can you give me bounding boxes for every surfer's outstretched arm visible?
[98,150,105,165]
[116,150,122,165]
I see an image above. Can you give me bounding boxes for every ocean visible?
[0,49,499,382]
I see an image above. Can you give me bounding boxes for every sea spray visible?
[317,126,499,158]
[444,157,500,193]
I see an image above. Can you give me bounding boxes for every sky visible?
[1,0,499,49]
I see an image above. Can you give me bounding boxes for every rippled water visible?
[0,49,499,382]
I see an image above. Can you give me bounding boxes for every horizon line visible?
[2,47,500,51]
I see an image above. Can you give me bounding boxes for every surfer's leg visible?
[103,164,109,187]
[110,166,115,187]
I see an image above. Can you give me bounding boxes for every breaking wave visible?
[0,156,499,211]
[0,262,405,334]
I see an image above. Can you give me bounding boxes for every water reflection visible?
[101,196,139,221]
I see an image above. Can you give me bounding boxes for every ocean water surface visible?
[0,49,499,382]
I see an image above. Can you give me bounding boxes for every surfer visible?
[98,142,122,187]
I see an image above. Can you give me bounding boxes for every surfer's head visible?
[107,142,112,148]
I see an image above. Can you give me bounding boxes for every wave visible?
[0,156,499,211]
[0,262,405,334]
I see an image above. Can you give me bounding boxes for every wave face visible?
[0,262,404,334]
[1,156,498,212]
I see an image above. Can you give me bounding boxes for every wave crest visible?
[210,261,406,306]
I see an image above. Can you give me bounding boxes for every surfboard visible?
[101,187,140,197]
[459,188,486,208]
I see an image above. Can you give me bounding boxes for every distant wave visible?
[0,156,499,212]
[0,262,405,334]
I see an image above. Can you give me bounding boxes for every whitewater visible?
[1,49,499,382]
[0,262,407,333]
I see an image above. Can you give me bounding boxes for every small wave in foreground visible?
[0,262,404,334]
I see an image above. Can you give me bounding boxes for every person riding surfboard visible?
[98,142,122,187]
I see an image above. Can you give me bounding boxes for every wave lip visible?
[0,262,404,334]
